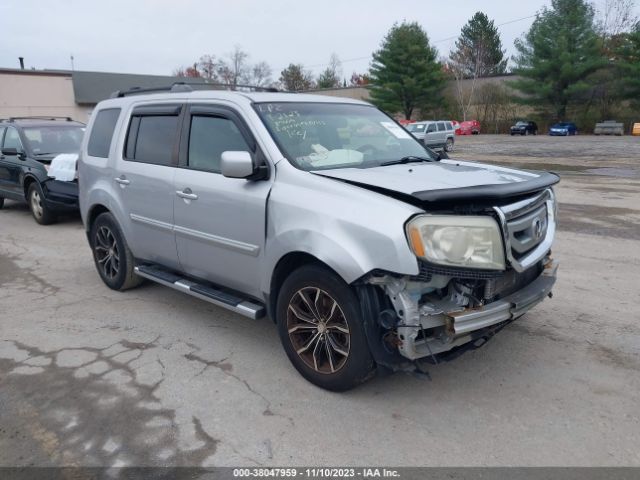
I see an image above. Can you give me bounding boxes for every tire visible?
[444,138,454,152]
[90,212,142,291]
[276,264,375,391]
[0,197,4,209]
[525,129,529,136]
[27,183,56,225]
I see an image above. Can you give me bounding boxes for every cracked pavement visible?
[1,135,640,467]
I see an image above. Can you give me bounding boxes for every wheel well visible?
[86,204,110,233]
[22,176,37,198]
[268,252,336,322]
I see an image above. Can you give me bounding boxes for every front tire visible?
[28,183,56,225]
[90,212,142,291]
[444,138,454,152]
[276,265,375,391]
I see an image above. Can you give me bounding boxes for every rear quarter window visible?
[88,108,121,158]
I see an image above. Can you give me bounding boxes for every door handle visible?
[114,176,130,185]
[176,188,198,201]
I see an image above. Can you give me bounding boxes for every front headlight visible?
[406,215,505,270]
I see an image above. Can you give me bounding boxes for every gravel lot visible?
[1,135,639,467]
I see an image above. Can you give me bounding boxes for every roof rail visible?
[7,116,74,122]
[110,82,280,98]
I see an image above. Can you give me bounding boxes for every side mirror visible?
[221,151,255,179]
[2,147,26,159]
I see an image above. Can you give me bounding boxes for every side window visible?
[445,122,452,130]
[4,127,23,150]
[426,123,436,133]
[437,122,446,132]
[187,115,251,173]
[88,108,121,158]
[125,115,178,166]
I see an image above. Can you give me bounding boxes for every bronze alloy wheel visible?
[94,226,120,280]
[287,287,351,374]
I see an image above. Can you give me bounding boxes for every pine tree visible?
[369,22,445,119]
[616,22,640,105]
[511,0,605,120]
[451,12,508,77]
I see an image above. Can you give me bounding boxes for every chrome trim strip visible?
[129,213,173,232]
[173,225,260,256]
[494,189,556,273]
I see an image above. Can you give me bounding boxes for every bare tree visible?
[597,0,638,39]
[245,61,273,87]
[198,54,219,81]
[218,45,249,88]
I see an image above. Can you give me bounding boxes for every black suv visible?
[0,117,85,224]
[510,120,538,136]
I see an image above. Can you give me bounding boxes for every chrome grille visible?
[494,189,556,272]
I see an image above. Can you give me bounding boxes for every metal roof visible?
[71,71,214,104]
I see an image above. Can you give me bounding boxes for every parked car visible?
[458,120,480,135]
[406,120,455,151]
[0,117,85,224]
[594,120,623,136]
[79,85,559,391]
[549,122,577,136]
[510,121,538,136]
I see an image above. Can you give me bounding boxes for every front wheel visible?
[28,183,56,225]
[444,138,454,152]
[276,265,375,391]
[90,212,142,291]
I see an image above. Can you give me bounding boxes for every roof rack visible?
[110,81,280,98]
[6,116,74,122]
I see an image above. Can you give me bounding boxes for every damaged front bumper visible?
[369,257,558,362]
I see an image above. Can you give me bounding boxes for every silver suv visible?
[406,120,455,152]
[79,85,559,391]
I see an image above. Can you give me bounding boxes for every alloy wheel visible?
[94,226,120,280]
[287,287,350,374]
[30,189,43,219]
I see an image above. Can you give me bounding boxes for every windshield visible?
[254,102,437,171]
[515,121,528,126]
[23,126,85,155]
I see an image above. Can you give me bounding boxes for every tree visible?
[246,61,273,87]
[198,55,219,81]
[217,45,249,88]
[511,0,605,120]
[173,63,201,78]
[349,72,370,86]
[368,22,445,119]
[279,64,314,91]
[316,53,342,89]
[450,12,508,78]
[616,22,640,104]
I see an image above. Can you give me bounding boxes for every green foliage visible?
[511,0,605,120]
[316,67,340,89]
[616,23,640,105]
[451,12,508,77]
[368,22,445,119]
[279,64,314,91]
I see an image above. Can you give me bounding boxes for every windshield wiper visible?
[380,155,435,166]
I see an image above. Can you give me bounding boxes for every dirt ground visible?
[0,134,639,468]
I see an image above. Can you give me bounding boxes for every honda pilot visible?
[79,85,559,391]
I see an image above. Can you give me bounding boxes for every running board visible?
[134,265,265,319]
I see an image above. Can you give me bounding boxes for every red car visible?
[457,120,481,135]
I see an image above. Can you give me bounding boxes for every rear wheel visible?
[28,183,56,225]
[276,265,375,391]
[90,212,142,291]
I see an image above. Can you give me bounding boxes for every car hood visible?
[313,159,559,206]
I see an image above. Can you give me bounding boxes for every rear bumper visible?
[43,179,79,211]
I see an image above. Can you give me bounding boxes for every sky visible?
[1,0,638,80]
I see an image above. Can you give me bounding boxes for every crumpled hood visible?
[313,159,559,205]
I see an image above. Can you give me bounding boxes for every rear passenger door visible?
[173,104,272,298]
[424,123,438,147]
[113,104,182,270]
